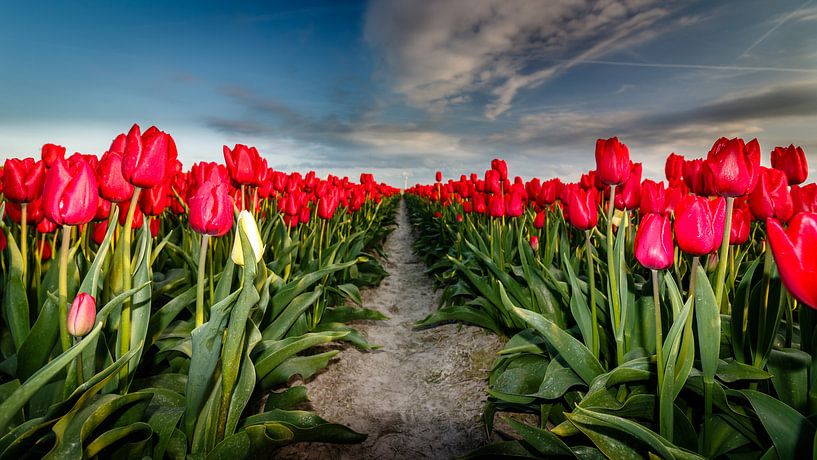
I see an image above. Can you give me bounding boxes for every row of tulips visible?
[0,125,399,458]
[407,138,816,459]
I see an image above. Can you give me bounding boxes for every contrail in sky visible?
[741,0,814,57]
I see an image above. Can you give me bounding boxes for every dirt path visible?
[277,198,503,459]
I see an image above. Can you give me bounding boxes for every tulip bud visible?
[529,235,540,251]
[730,207,751,245]
[614,162,641,210]
[231,210,265,266]
[771,144,808,186]
[488,193,505,218]
[533,211,545,229]
[223,144,264,186]
[41,143,66,168]
[595,137,631,186]
[634,213,673,270]
[639,179,666,215]
[766,213,817,308]
[456,213,463,222]
[491,159,508,182]
[435,171,442,182]
[97,150,134,203]
[67,293,96,337]
[567,186,599,230]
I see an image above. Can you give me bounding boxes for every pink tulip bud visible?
[67,293,96,337]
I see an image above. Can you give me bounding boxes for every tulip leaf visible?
[561,252,593,352]
[2,231,30,352]
[742,389,816,459]
[259,350,340,389]
[510,302,604,385]
[694,265,720,385]
[263,288,322,341]
[766,348,810,413]
[415,305,504,335]
[125,223,154,388]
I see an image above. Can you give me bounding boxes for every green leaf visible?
[742,389,815,459]
[240,409,366,444]
[259,350,340,389]
[510,304,604,385]
[2,232,30,352]
[416,305,503,335]
[504,416,576,458]
[83,422,153,459]
[766,348,810,413]
[561,251,593,351]
[320,306,387,323]
[694,265,720,385]
[262,288,322,341]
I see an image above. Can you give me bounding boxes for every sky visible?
[1,0,816,187]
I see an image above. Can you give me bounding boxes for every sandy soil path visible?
[277,198,503,459]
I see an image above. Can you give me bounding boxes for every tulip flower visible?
[188,178,234,237]
[533,211,545,229]
[640,179,666,215]
[231,210,265,266]
[665,153,684,182]
[3,158,46,203]
[223,144,263,186]
[748,167,793,222]
[491,158,508,182]
[97,150,134,203]
[41,143,66,168]
[635,213,673,270]
[614,163,641,210]
[41,157,99,226]
[139,181,171,216]
[488,193,505,218]
[674,195,725,256]
[506,190,524,217]
[567,186,598,230]
[771,144,808,186]
[766,213,817,308]
[704,137,760,197]
[435,171,442,182]
[67,293,96,337]
[683,159,706,196]
[792,183,817,213]
[122,124,173,188]
[595,137,631,186]
[730,206,751,245]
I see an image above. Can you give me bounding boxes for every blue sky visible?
[1,0,816,186]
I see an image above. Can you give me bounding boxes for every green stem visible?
[58,226,72,352]
[195,234,211,327]
[606,185,623,365]
[653,269,667,439]
[119,187,141,389]
[20,203,27,283]
[586,230,599,360]
[714,197,734,313]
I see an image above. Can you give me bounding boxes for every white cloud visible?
[364,0,680,118]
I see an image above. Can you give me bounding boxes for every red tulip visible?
[456,213,463,222]
[683,159,706,195]
[614,162,641,210]
[97,150,134,203]
[748,167,793,222]
[704,137,760,197]
[640,179,666,215]
[567,186,598,230]
[139,181,171,216]
[730,206,751,245]
[94,198,112,221]
[122,124,173,188]
[674,195,726,256]
[766,213,817,308]
[634,213,673,270]
[92,221,108,245]
[491,159,508,182]
[792,183,817,213]
[3,158,46,203]
[118,199,144,229]
[435,171,442,182]
[488,193,505,218]
[665,153,684,182]
[223,144,263,186]
[506,190,524,217]
[771,144,808,186]
[41,157,99,226]
[533,211,545,229]
[485,170,501,194]
[41,143,66,168]
[67,293,96,337]
[0,229,6,253]
[317,189,340,220]
[530,235,540,251]
[595,137,631,186]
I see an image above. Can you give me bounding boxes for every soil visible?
[276,198,504,459]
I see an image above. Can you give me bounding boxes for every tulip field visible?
[1,127,817,459]
[0,124,400,458]
[406,138,817,459]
